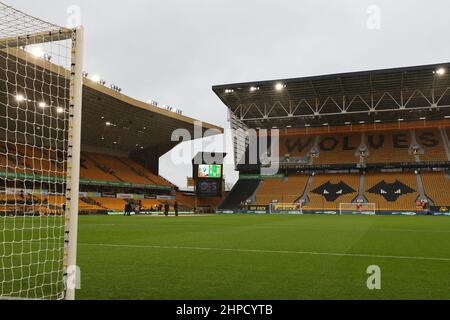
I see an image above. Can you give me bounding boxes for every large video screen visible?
[198,164,222,179]
[196,180,220,197]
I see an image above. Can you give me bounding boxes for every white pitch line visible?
[374,228,450,234]
[79,243,450,262]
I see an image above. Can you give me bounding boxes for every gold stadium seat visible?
[255,175,309,205]
[314,133,361,165]
[415,129,448,162]
[364,131,414,164]
[422,172,450,206]
[364,172,419,211]
[91,197,126,211]
[304,174,359,211]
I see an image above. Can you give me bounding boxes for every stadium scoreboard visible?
[198,164,222,179]
[192,153,226,198]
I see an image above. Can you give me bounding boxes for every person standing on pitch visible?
[124,202,132,217]
[174,201,179,217]
[164,202,170,217]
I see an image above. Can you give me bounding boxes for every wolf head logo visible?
[312,181,356,202]
[367,180,415,202]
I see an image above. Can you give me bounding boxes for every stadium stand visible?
[79,198,105,212]
[119,157,172,186]
[81,153,119,182]
[364,172,420,211]
[175,191,224,211]
[277,130,449,166]
[91,197,127,211]
[415,129,449,162]
[422,172,450,206]
[219,179,260,210]
[87,153,152,184]
[304,173,360,210]
[364,131,414,164]
[279,135,313,158]
[0,142,64,175]
[313,134,361,165]
[255,175,309,204]
[80,152,172,187]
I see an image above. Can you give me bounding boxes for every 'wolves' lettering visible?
[285,138,313,154]
[320,137,339,151]
[368,135,384,149]
[392,133,409,148]
[283,132,440,154]
[419,132,439,147]
[343,136,356,150]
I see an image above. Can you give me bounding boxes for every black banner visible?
[247,205,269,212]
[0,300,447,319]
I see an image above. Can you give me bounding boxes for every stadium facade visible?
[213,63,450,215]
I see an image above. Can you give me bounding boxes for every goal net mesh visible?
[339,203,376,215]
[0,2,76,300]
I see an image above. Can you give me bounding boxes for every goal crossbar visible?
[0,29,73,49]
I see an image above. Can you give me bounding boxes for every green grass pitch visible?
[74,214,450,300]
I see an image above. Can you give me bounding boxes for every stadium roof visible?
[0,47,223,155]
[213,63,450,129]
[81,80,223,154]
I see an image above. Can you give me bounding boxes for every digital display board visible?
[198,164,222,179]
[196,180,220,197]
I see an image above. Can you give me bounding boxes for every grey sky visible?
[7,0,450,188]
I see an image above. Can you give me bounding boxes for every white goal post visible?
[0,2,83,300]
[339,203,377,215]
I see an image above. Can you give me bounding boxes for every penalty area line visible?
[78,243,450,262]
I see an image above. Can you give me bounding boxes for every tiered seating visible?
[304,174,359,210]
[416,129,449,162]
[87,153,151,184]
[140,199,163,210]
[314,134,361,165]
[364,172,419,211]
[255,175,309,204]
[119,157,172,186]
[0,143,65,176]
[422,172,450,206]
[80,152,172,187]
[219,179,261,210]
[78,198,105,211]
[279,135,313,157]
[80,154,119,182]
[16,145,64,174]
[175,192,196,209]
[276,130,449,165]
[365,131,414,164]
[92,197,126,211]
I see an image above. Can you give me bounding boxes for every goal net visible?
[339,203,376,215]
[0,3,83,300]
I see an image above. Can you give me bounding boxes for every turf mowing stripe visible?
[79,243,450,262]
